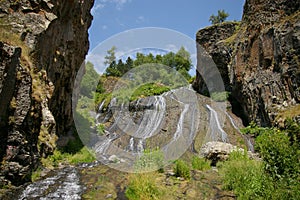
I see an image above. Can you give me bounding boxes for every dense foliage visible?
[104,46,192,80]
[221,121,300,199]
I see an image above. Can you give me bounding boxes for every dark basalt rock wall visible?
[0,0,94,186]
[193,0,300,126]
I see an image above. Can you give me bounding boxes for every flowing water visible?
[16,167,83,200]
[206,104,228,143]
[12,86,250,198]
[225,112,254,152]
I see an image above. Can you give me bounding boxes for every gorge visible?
[0,0,299,199]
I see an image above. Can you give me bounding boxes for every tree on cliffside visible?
[104,46,117,66]
[209,9,229,24]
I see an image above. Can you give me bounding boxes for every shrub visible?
[221,124,300,199]
[173,160,190,180]
[125,173,165,200]
[219,151,267,199]
[135,148,164,172]
[191,156,211,171]
[67,147,95,164]
[255,128,300,181]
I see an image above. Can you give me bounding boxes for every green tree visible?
[104,46,116,66]
[209,9,229,24]
[105,60,121,77]
[80,62,100,98]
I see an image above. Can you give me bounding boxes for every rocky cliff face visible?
[0,0,94,186]
[193,0,300,126]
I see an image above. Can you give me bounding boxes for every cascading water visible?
[17,167,83,200]
[129,137,134,152]
[132,96,166,139]
[225,112,254,152]
[206,104,228,143]
[92,86,199,167]
[173,104,189,140]
[137,140,144,153]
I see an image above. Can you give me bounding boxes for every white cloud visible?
[86,53,106,74]
[92,0,132,13]
[136,16,145,23]
[165,44,179,52]
[91,3,105,15]
[102,25,108,30]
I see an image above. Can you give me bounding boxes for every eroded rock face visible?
[0,0,94,186]
[193,22,239,94]
[193,0,300,126]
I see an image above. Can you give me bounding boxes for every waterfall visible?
[92,86,199,169]
[129,137,134,152]
[206,104,228,143]
[98,100,105,112]
[133,96,166,139]
[225,112,254,152]
[173,104,189,140]
[137,139,144,153]
[94,136,115,155]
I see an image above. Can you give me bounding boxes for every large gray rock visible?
[200,142,258,165]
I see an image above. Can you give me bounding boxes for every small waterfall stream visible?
[17,167,83,200]
[173,104,189,140]
[206,104,228,143]
[225,112,254,152]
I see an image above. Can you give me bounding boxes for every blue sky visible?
[89,0,245,50]
[87,0,245,74]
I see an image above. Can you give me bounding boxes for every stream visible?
[7,87,254,199]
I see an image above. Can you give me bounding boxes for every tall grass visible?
[125,173,165,200]
[173,159,191,180]
[191,156,211,171]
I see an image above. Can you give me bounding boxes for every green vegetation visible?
[221,121,300,199]
[31,167,43,182]
[80,62,103,98]
[104,46,192,80]
[131,83,170,100]
[209,9,229,24]
[191,156,211,171]
[96,123,105,136]
[125,173,165,200]
[210,91,230,102]
[219,151,267,199]
[41,147,95,168]
[174,160,191,180]
[135,148,164,172]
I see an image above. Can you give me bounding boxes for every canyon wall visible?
[0,0,94,186]
[194,0,300,126]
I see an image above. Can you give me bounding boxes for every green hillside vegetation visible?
[91,46,193,108]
